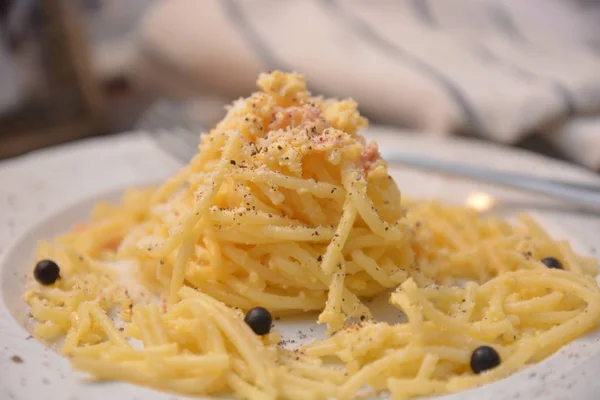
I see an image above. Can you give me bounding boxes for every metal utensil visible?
[380,151,600,212]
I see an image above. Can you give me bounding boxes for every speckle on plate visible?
[11,355,23,363]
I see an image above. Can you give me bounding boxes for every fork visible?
[138,102,600,212]
[380,151,600,212]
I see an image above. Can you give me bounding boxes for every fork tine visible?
[151,128,198,163]
[171,127,201,150]
[137,101,206,164]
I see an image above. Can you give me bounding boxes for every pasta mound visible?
[24,72,600,400]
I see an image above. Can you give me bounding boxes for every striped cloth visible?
[135,0,600,171]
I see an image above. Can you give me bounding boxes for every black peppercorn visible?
[244,307,272,335]
[541,257,563,270]
[34,260,60,285]
[470,346,501,374]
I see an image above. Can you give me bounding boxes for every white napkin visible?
[135,0,600,171]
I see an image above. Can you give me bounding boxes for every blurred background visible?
[1,0,600,171]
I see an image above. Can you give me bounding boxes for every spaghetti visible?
[24,71,600,399]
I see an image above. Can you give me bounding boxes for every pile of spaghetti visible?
[24,72,600,400]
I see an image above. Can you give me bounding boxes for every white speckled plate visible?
[1,127,599,400]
